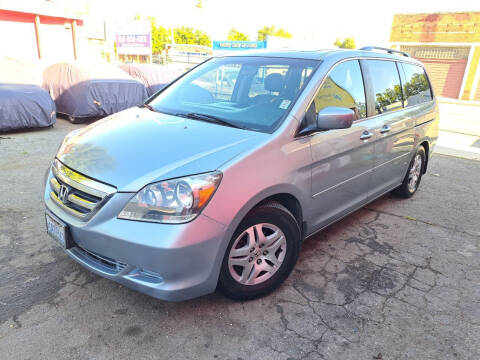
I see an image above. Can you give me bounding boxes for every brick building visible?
[390,12,480,102]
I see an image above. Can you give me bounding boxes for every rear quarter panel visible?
[412,99,439,158]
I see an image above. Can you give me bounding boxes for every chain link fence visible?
[152,53,210,68]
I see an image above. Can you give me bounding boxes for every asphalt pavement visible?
[0,118,479,359]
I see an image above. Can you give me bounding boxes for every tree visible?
[257,26,274,41]
[257,26,292,41]
[334,37,356,49]
[174,26,211,47]
[194,29,211,46]
[227,28,249,41]
[149,18,171,54]
[134,17,212,51]
[274,28,292,39]
[404,73,429,97]
[375,84,403,113]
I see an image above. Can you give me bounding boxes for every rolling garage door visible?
[400,46,469,99]
[0,18,38,60]
[39,21,75,61]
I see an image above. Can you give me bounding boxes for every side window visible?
[401,63,432,106]
[366,60,403,115]
[311,60,367,120]
[192,64,241,101]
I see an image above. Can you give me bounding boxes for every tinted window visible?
[311,60,366,120]
[367,60,403,115]
[401,63,432,106]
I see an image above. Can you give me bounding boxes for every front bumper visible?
[44,171,227,301]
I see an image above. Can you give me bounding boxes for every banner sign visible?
[212,40,267,51]
[117,34,151,49]
[116,20,151,55]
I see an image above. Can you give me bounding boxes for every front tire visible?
[218,202,301,300]
[392,146,426,198]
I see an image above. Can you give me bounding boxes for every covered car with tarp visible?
[43,62,148,123]
[118,64,184,97]
[0,58,56,132]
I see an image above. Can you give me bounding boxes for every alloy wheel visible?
[228,223,287,286]
[408,154,422,192]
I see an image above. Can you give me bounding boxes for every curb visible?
[435,146,480,161]
[438,97,480,107]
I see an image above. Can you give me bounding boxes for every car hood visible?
[56,107,268,191]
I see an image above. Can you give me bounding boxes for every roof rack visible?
[359,46,410,58]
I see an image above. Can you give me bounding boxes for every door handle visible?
[360,131,373,140]
[380,125,391,134]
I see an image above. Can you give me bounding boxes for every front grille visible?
[76,245,128,273]
[49,159,116,219]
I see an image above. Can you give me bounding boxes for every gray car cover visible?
[43,62,148,119]
[0,58,56,131]
[118,64,183,96]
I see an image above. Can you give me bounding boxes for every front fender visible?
[203,182,309,292]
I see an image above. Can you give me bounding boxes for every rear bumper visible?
[44,172,228,301]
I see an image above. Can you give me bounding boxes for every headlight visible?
[118,171,222,224]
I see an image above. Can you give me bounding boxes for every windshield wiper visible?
[176,112,243,129]
[138,103,157,112]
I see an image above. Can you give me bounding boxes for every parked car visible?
[0,58,56,132]
[118,63,184,97]
[44,48,439,301]
[43,62,148,123]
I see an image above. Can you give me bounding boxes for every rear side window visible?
[311,60,367,119]
[366,60,403,115]
[401,63,432,106]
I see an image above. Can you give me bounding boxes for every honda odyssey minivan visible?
[45,47,439,301]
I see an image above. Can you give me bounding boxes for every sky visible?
[89,0,480,48]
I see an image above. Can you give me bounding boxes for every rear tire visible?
[392,146,426,198]
[218,202,301,301]
[68,115,84,124]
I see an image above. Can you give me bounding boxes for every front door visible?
[307,60,376,232]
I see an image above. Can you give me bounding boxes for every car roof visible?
[216,48,423,65]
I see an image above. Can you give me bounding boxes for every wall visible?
[390,12,480,43]
[0,9,83,61]
[391,12,480,101]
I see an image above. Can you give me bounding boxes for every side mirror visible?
[317,107,355,130]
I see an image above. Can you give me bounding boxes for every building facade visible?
[390,12,480,102]
[115,20,152,64]
[0,1,85,61]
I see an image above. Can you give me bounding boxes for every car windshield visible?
[147,56,319,132]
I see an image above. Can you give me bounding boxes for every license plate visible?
[46,213,68,248]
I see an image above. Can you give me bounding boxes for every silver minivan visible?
[44,47,439,301]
